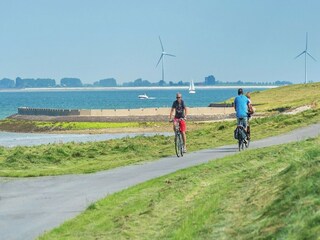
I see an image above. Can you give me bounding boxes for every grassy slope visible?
[239,82,320,113]
[39,136,320,240]
[0,108,319,177]
[0,120,153,132]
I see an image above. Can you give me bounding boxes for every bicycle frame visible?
[173,119,184,157]
[236,118,249,151]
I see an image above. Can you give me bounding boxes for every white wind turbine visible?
[295,32,317,84]
[156,36,176,82]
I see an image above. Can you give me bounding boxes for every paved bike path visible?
[0,123,320,240]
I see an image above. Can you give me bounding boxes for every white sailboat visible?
[189,80,196,94]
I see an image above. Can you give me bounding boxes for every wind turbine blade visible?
[307,52,317,61]
[156,54,163,67]
[294,51,305,59]
[164,53,176,57]
[159,36,164,52]
[305,32,308,50]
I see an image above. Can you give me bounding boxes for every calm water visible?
[0,87,268,119]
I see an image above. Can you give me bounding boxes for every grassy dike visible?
[38,135,320,240]
[0,120,158,132]
[0,108,319,177]
[225,82,320,113]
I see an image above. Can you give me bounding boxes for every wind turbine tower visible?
[156,36,176,82]
[295,32,317,84]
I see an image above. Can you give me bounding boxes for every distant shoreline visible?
[0,85,278,92]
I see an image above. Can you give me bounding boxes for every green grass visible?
[38,135,320,240]
[226,82,320,113]
[0,108,319,177]
[0,119,162,132]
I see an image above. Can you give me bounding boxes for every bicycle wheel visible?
[175,134,181,157]
[179,133,184,157]
[245,139,250,148]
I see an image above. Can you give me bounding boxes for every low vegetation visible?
[0,119,163,132]
[38,135,320,239]
[240,82,320,113]
[0,108,319,177]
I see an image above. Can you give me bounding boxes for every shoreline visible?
[0,85,279,92]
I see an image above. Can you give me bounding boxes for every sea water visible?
[0,87,270,119]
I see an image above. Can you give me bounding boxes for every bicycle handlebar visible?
[169,117,186,123]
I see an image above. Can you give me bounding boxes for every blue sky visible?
[0,0,319,84]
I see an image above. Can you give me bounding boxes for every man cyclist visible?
[234,88,252,141]
[169,92,188,153]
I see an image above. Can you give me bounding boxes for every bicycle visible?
[170,118,185,157]
[234,118,250,151]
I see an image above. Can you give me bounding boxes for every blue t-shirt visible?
[234,95,249,118]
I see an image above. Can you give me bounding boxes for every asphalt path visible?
[0,123,319,240]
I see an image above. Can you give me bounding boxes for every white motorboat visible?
[138,93,149,99]
[189,80,196,94]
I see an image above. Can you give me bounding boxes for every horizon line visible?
[0,85,279,92]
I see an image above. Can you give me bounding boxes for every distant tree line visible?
[15,78,56,88]
[0,75,292,89]
[0,77,85,88]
